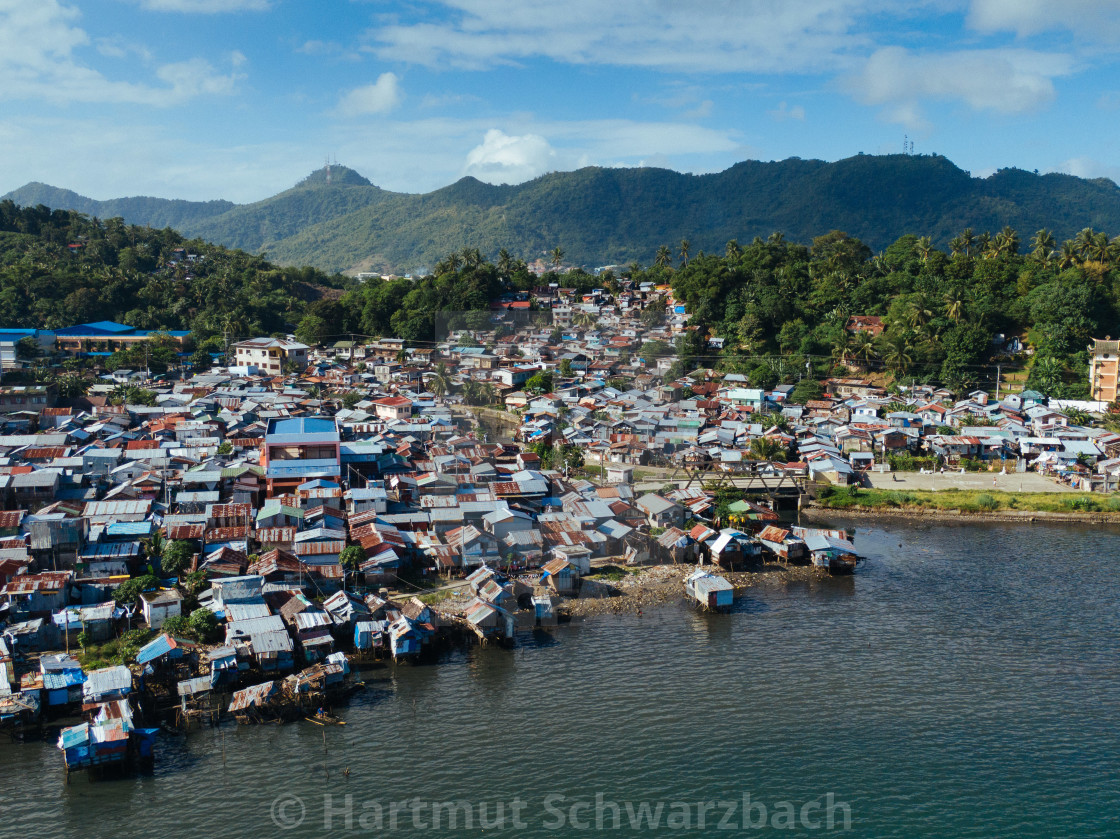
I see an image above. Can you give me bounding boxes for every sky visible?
[2,0,1120,203]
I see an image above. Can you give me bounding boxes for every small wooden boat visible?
[306,714,346,726]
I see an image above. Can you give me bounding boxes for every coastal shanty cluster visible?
[0,280,1115,774]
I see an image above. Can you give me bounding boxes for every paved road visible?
[865,471,1075,493]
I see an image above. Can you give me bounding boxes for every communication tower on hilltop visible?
[903,135,914,155]
[325,156,331,184]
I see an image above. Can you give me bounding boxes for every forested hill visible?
[6,155,1120,275]
[3,182,236,233]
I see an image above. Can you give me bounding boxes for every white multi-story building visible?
[232,338,309,375]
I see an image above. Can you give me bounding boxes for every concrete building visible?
[232,338,309,375]
[1089,338,1119,403]
[261,417,341,496]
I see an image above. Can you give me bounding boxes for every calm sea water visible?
[4,519,1119,838]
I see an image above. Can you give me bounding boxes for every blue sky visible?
[2,0,1120,203]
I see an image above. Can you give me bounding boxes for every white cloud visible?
[156,58,242,98]
[968,0,1120,42]
[322,116,743,191]
[337,73,403,116]
[134,0,271,12]
[1052,157,1120,186]
[768,101,806,121]
[0,0,244,105]
[845,46,1073,128]
[365,0,887,74]
[463,129,556,183]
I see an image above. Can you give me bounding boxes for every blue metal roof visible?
[105,521,154,537]
[84,321,134,333]
[136,634,182,665]
[268,417,338,436]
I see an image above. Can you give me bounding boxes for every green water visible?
[4,519,1119,837]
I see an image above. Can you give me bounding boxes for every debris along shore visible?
[559,562,828,617]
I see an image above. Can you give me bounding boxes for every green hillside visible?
[7,155,1120,275]
[2,182,236,232]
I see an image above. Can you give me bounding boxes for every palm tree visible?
[395,347,408,364]
[678,239,691,266]
[749,436,785,462]
[943,288,965,322]
[725,240,742,261]
[995,225,1020,256]
[767,232,785,246]
[144,529,166,564]
[1030,229,1055,264]
[914,236,934,263]
[830,330,853,366]
[851,331,878,368]
[460,247,483,269]
[977,231,992,257]
[959,228,976,257]
[882,336,913,376]
[1057,240,1079,270]
[905,299,933,331]
[1031,355,1064,394]
[1090,231,1112,265]
[654,245,672,268]
[497,248,513,278]
[461,380,482,405]
[428,362,451,399]
[550,247,564,270]
[1075,227,1096,259]
[573,310,596,329]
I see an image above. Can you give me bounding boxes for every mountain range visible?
[6,154,1120,275]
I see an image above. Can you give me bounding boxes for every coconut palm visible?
[1057,240,1079,270]
[905,299,933,331]
[550,247,564,270]
[749,436,786,462]
[1030,229,1055,264]
[914,236,934,262]
[428,362,451,399]
[679,239,691,266]
[995,226,1020,256]
[497,248,513,278]
[977,231,992,257]
[959,227,976,257]
[573,310,597,329]
[460,247,483,269]
[851,330,878,368]
[1090,231,1112,265]
[1074,227,1096,259]
[725,239,742,261]
[882,336,913,376]
[943,288,965,322]
[654,245,672,268]
[830,330,853,366]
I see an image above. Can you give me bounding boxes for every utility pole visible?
[995,364,1001,400]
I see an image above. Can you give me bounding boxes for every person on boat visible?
[317,707,324,718]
